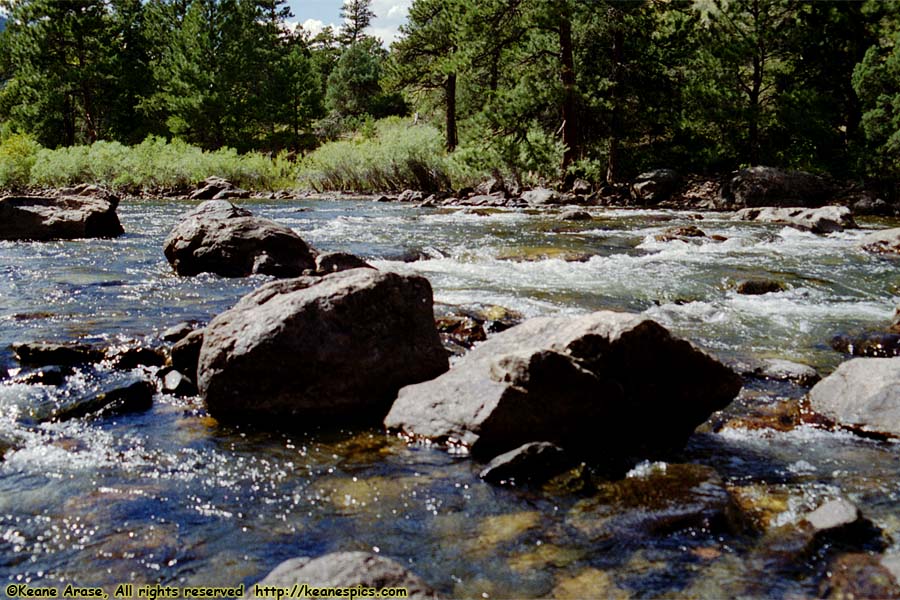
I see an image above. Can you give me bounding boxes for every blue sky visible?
[286,0,411,45]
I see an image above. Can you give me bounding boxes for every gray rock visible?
[398,190,426,203]
[161,369,198,398]
[805,498,860,532]
[860,227,900,255]
[808,357,900,438]
[384,311,742,459]
[161,322,198,343]
[13,342,103,367]
[734,205,856,234]
[559,209,592,221]
[721,166,836,208]
[163,200,316,277]
[571,179,592,195]
[479,442,575,485]
[654,225,706,242]
[0,194,124,241]
[522,187,560,206]
[171,329,204,381]
[199,269,449,424]
[315,252,374,275]
[245,552,438,599]
[189,176,233,201]
[632,169,681,205]
[750,359,820,387]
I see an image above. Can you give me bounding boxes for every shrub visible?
[0,133,43,189]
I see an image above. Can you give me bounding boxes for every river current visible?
[1,199,898,597]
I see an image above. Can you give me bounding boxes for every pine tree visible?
[338,0,375,46]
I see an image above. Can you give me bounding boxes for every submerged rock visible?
[12,342,103,367]
[245,552,438,600]
[199,268,448,425]
[819,553,900,600]
[734,206,856,234]
[163,200,316,277]
[742,358,821,387]
[654,225,706,242]
[735,279,785,295]
[0,194,124,241]
[106,344,167,370]
[721,167,836,208]
[13,365,72,386]
[479,442,576,486]
[384,311,742,460]
[808,357,900,438]
[559,209,592,221]
[42,378,155,422]
[831,333,900,358]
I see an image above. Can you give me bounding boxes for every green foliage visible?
[0,133,42,189]
[299,117,455,192]
[853,24,900,179]
[26,136,297,191]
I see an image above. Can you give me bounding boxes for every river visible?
[1,199,898,597]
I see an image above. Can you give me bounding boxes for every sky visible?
[286,0,411,46]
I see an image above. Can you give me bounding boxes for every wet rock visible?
[45,378,154,422]
[0,194,124,241]
[12,342,103,367]
[385,311,742,459]
[0,437,18,460]
[819,553,900,600]
[435,316,486,350]
[171,329,204,381]
[852,195,894,217]
[314,252,374,275]
[860,227,900,255]
[734,206,856,234]
[721,166,836,208]
[496,246,593,263]
[106,345,167,370]
[381,248,434,263]
[632,169,681,205]
[188,176,235,200]
[553,569,629,600]
[476,176,507,197]
[522,187,560,206]
[727,484,803,534]
[569,463,734,538]
[200,269,448,425]
[245,552,438,600]
[655,225,706,242]
[735,279,785,295]
[831,333,900,358]
[398,190,426,203]
[715,398,802,433]
[161,321,198,343]
[809,357,900,438]
[13,365,72,386]
[748,358,821,386]
[802,498,887,553]
[160,368,198,397]
[559,209,592,221]
[479,442,575,486]
[163,200,316,277]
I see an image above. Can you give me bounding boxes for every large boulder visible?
[245,552,438,600]
[860,227,900,255]
[0,194,124,241]
[199,268,449,424]
[631,169,681,205]
[384,312,742,459]
[734,206,856,234]
[163,200,316,277]
[720,166,836,208]
[808,357,900,438]
[522,187,561,206]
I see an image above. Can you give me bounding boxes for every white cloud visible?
[368,0,411,46]
[299,18,338,38]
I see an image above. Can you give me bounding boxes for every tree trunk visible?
[748,0,762,166]
[606,9,624,184]
[445,72,458,152]
[559,5,577,172]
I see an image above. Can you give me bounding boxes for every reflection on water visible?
[1,199,899,597]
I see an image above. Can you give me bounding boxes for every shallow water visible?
[1,199,899,598]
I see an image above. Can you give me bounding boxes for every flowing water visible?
[1,199,899,598]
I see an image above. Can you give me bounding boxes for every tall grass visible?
[0,134,298,192]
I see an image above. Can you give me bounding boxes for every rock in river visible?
[0,193,124,241]
[245,552,438,599]
[384,311,742,459]
[860,227,900,255]
[734,206,856,234]
[720,166,836,208]
[163,200,316,277]
[808,357,900,438]
[199,268,449,425]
